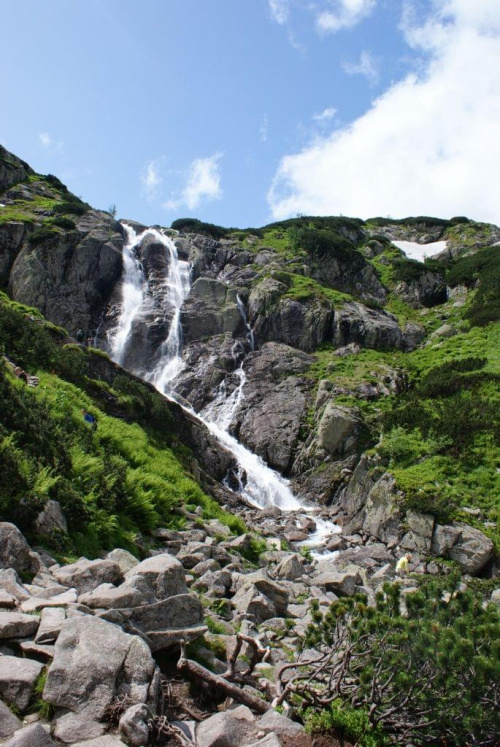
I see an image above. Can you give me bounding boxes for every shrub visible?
[51,216,76,230]
[29,225,59,245]
[170,218,229,240]
[282,577,500,746]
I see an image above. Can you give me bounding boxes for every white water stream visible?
[108,224,340,542]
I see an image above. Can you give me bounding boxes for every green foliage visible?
[171,217,229,239]
[299,577,500,746]
[29,224,59,245]
[52,196,90,216]
[291,226,358,262]
[51,216,76,230]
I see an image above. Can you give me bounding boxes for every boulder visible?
[401,511,435,553]
[2,723,55,747]
[317,402,360,455]
[361,474,402,545]
[231,585,277,623]
[124,554,187,600]
[0,523,35,575]
[0,655,44,712]
[118,703,149,747]
[0,611,40,639]
[0,698,22,739]
[54,558,122,595]
[274,554,304,581]
[54,713,105,743]
[333,302,403,351]
[447,524,494,575]
[313,570,361,596]
[256,709,305,737]
[196,711,251,747]
[0,569,30,603]
[20,589,78,613]
[79,580,154,610]
[43,616,155,721]
[35,607,66,644]
[71,738,127,746]
[35,500,68,537]
[106,549,139,575]
[431,524,462,556]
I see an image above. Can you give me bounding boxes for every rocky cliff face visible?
[1,147,498,579]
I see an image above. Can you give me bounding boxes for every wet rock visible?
[0,655,44,712]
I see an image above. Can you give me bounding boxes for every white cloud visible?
[39,132,63,153]
[316,0,377,34]
[164,153,223,213]
[141,160,163,199]
[269,0,290,25]
[313,106,337,122]
[342,50,379,85]
[268,0,500,225]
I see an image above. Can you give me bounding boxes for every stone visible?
[118,703,149,747]
[0,655,44,712]
[2,723,55,747]
[431,524,461,556]
[256,710,305,737]
[43,616,155,721]
[71,738,127,746]
[401,510,434,553]
[106,549,139,575]
[0,698,22,739]
[333,302,402,351]
[0,569,30,602]
[317,402,360,455]
[0,611,40,639]
[361,474,402,545]
[244,735,281,747]
[447,524,494,575]
[274,554,304,581]
[54,713,105,743]
[35,607,66,644]
[0,589,16,608]
[0,523,34,575]
[232,585,277,623]
[79,581,153,610]
[125,554,187,600]
[313,570,360,596]
[20,589,78,613]
[54,558,122,595]
[491,589,500,608]
[196,711,251,747]
[35,500,68,536]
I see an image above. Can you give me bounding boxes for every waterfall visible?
[108,224,147,366]
[109,223,340,533]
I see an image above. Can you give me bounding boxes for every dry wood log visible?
[177,640,272,714]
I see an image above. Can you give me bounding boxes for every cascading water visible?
[108,223,340,535]
[108,224,147,366]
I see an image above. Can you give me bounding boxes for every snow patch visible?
[392,240,447,262]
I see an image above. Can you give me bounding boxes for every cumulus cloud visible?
[342,50,379,85]
[141,160,163,199]
[316,0,377,34]
[165,154,223,212]
[268,0,500,224]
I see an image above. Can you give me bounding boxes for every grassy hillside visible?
[0,294,244,559]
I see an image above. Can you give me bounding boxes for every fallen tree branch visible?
[225,632,272,679]
[177,640,272,714]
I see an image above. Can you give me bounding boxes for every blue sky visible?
[2,0,500,227]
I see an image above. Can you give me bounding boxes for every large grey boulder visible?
[124,554,187,600]
[54,558,122,595]
[2,723,55,747]
[43,616,155,721]
[182,277,241,342]
[333,302,403,351]
[313,570,361,596]
[0,523,36,575]
[79,579,154,610]
[447,524,494,574]
[118,703,149,747]
[196,710,252,747]
[316,402,360,456]
[100,594,205,652]
[35,607,66,644]
[0,655,44,712]
[106,549,139,575]
[256,709,305,737]
[0,611,40,639]
[0,569,30,603]
[401,511,435,553]
[72,738,127,746]
[274,554,304,581]
[0,698,22,739]
[54,713,105,744]
[361,474,402,545]
[35,500,68,537]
